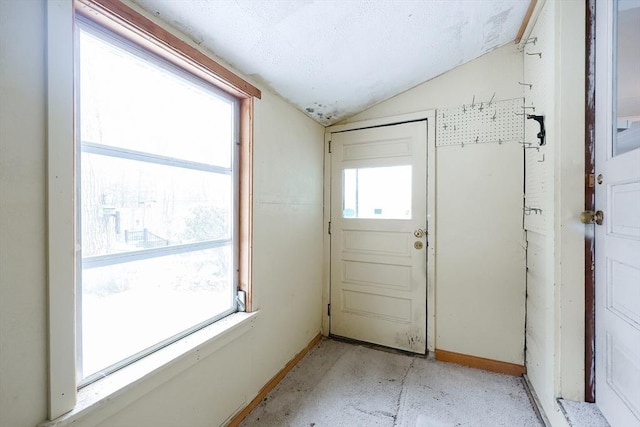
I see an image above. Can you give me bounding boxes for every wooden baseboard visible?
[435,349,526,376]
[226,332,322,426]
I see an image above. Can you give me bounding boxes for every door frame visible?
[584,0,596,403]
[322,110,437,352]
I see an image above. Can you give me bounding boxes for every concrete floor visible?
[558,399,610,427]
[240,338,542,426]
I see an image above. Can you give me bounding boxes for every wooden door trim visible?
[326,110,435,133]
[584,0,596,403]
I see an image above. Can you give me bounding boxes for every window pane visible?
[77,19,239,384]
[342,166,412,219]
[614,0,640,156]
[79,27,233,168]
[81,152,231,258]
[81,246,234,378]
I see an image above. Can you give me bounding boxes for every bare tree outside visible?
[77,23,237,380]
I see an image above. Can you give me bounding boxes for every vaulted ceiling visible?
[132,0,532,125]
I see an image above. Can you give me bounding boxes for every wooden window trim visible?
[47,0,257,419]
[73,0,256,312]
[74,0,261,100]
[239,98,253,311]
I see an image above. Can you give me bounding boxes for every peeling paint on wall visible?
[484,8,513,50]
[132,0,532,125]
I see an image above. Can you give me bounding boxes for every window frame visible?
[47,0,258,420]
[75,16,241,386]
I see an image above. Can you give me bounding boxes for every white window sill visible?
[40,311,259,427]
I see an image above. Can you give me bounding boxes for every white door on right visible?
[595,1,640,425]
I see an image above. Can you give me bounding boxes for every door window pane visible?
[342,166,412,219]
[614,0,640,156]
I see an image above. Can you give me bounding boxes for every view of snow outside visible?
[342,166,412,219]
[79,25,235,379]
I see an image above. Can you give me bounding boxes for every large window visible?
[45,1,259,419]
[76,20,240,385]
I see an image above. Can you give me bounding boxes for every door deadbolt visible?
[414,228,425,238]
[414,241,424,250]
[580,210,604,225]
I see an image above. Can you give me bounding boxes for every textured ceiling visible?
[132,0,531,125]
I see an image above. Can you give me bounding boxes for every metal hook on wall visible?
[524,145,540,152]
[524,37,538,45]
[523,206,543,215]
[518,81,533,90]
[518,37,538,52]
[526,51,542,58]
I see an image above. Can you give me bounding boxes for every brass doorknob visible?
[580,210,603,225]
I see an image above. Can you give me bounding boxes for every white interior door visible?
[329,121,427,353]
[595,1,640,425]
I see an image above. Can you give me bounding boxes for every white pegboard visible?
[436,98,524,147]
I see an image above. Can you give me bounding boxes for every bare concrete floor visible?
[558,399,609,427]
[240,338,542,427]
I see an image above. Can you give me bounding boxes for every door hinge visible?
[327,303,331,316]
[328,221,331,234]
[328,140,332,153]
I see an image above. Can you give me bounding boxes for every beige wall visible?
[343,44,527,365]
[523,0,585,425]
[0,1,324,426]
[0,1,588,426]
[0,2,49,426]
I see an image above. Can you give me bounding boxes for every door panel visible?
[342,229,411,255]
[608,259,640,327]
[330,121,427,353]
[343,260,412,291]
[595,1,640,425]
[609,181,640,239]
